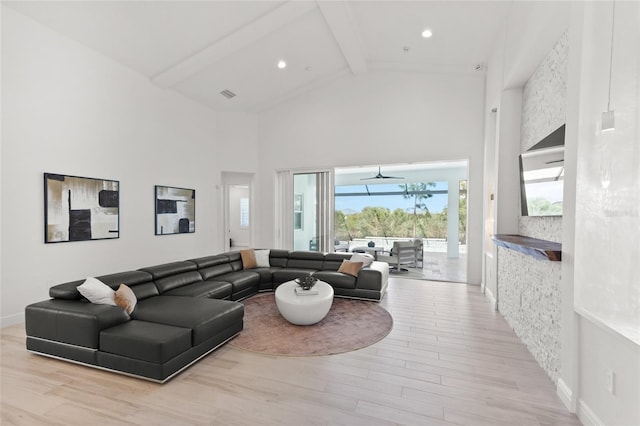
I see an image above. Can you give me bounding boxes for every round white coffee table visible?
[275,280,334,325]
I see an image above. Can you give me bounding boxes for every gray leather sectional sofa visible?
[25,250,389,382]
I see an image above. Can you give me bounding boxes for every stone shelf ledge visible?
[492,234,562,261]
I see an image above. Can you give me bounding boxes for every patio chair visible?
[413,239,424,268]
[377,241,417,272]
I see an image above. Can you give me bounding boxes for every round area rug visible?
[229,293,393,356]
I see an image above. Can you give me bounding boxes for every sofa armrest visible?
[355,261,389,291]
[26,299,130,349]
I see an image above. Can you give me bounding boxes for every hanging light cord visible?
[607,0,616,111]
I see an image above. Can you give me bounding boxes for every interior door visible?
[227,185,250,249]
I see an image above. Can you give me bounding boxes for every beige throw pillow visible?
[114,284,137,314]
[338,260,364,277]
[240,249,257,269]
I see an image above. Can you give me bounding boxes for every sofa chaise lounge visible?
[25,250,389,382]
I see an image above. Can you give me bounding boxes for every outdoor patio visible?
[343,237,468,283]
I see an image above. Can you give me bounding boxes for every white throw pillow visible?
[77,277,116,306]
[350,253,374,267]
[254,249,271,268]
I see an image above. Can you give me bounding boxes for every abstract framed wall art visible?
[44,173,120,243]
[155,185,195,235]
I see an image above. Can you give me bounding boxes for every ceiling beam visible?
[152,1,317,88]
[317,1,368,75]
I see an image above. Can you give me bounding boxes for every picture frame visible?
[44,173,120,243]
[155,185,195,235]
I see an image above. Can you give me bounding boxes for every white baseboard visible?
[1,312,25,328]
[484,286,497,310]
[578,398,604,426]
[556,378,575,412]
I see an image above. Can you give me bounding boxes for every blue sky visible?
[335,181,449,214]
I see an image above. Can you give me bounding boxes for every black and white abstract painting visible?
[155,185,195,235]
[44,173,119,243]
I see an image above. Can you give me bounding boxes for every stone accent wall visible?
[497,31,568,383]
[519,216,562,243]
[521,31,569,152]
[497,247,562,382]
[518,30,567,243]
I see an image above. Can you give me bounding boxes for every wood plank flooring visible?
[0,278,581,425]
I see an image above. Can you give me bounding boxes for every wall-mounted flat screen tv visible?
[519,125,565,217]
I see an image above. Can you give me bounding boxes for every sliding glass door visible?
[293,171,333,251]
[276,169,334,251]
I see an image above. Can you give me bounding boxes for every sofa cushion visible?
[272,268,317,285]
[312,271,357,289]
[26,299,129,349]
[269,249,289,268]
[198,264,234,281]
[49,270,155,300]
[131,296,244,346]
[216,271,260,294]
[252,267,278,284]
[188,255,229,269]
[138,261,197,280]
[100,320,191,364]
[154,271,203,294]
[322,253,352,271]
[222,251,243,272]
[287,251,325,270]
[164,280,232,300]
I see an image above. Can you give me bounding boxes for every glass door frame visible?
[275,167,334,251]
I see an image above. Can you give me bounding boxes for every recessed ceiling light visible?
[277,60,287,69]
[421,29,433,38]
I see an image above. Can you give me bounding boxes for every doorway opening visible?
[292,171,333,252]
[222,172,254,251]
[334,162,468,283]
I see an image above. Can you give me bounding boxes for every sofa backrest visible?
[287,251,325,270]
[189,255,233,280]
[269,249,289,268]
[322,253,352,271]
[221,251,243,271]
[138,261,202,294]
[49,270,158,301]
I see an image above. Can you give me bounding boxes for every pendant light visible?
[602,0,616,132]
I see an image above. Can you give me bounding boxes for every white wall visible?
[572,1,640,424]
[256,70,485,284]
[0,8,255,325]
[484,1,640,424]
[481,23,505,304]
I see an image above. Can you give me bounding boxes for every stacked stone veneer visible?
[497,31,568,384]
[497,247,562,382]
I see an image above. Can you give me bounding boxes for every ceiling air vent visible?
[220,89,236,99]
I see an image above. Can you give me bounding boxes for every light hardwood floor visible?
[1,278,581,425]
[402,252,467,283]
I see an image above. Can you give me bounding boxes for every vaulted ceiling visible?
[6,1,513,112]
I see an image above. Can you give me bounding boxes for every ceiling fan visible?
[360,167,404,180]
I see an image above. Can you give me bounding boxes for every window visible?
[240,198,249,228]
